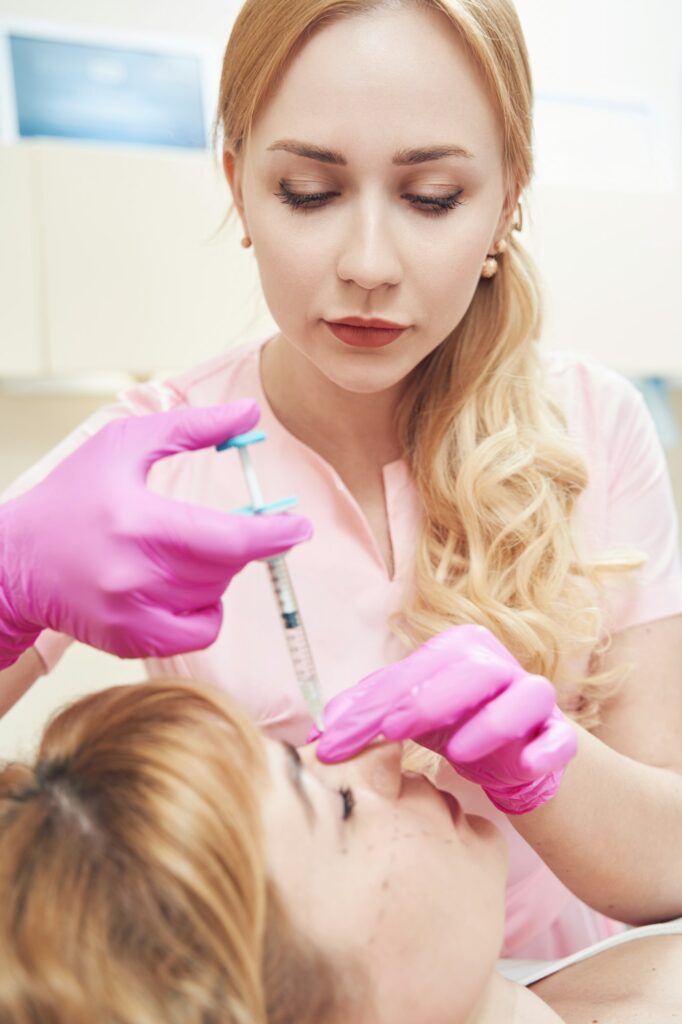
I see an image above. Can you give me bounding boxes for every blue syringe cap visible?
[216,429,267,452]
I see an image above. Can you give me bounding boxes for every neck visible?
[468,973,565,1024]
[260,334,404,470]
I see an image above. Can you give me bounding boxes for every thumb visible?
[139,401,260,472]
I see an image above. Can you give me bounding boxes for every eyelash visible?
[339,786,355,820]
[274,181,464,218]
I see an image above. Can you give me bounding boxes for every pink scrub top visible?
[6,337,682,959]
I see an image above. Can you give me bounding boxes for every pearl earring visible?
[480,237,510,279]
[481,257,499,279]
[241,235,252,248]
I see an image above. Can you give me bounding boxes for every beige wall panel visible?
[38,141,275,375]
[0,144,44,376]
[0,643,145,760]
[526,186,682,377]
[0,0,239,39]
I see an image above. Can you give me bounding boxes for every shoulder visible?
[542,349,644,427]
[162,336,267,407]
[529,933,682,1021]
[119,336,267,415]
[540,349,651,467]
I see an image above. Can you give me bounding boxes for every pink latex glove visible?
[311,625,577,815]
[0,400,313,667]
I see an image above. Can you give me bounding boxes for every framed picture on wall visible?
[0,18,221,150]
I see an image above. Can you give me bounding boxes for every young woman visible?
[2,0,682,958]
[1,679,680,1024]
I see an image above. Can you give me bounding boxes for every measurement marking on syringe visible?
[217,430,326,730]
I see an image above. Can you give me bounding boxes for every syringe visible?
[216,430,325,732]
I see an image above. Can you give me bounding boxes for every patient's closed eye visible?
[284,743,355,822]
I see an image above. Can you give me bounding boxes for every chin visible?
[318,352,417,395]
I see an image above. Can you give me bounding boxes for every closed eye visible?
[274,181,465,218]
[284,744,355,824]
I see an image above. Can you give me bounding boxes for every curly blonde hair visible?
[215,0,642,727]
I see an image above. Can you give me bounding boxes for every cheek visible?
[438,219,494,282]
[352,831,504,1024]
[252,222,326,320]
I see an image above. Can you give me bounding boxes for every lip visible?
[329,316,409,329]
[324,320,407,349]
[437,788,463,828]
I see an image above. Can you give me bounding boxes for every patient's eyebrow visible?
[266,139,475,166]
[283,743,316,826]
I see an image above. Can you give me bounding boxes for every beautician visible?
[2,0,682,961]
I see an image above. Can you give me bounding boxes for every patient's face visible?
[261,740,508,1024]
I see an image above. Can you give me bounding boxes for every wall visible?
[0,0,243,38]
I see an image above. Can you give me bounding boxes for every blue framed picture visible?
[7,32,208,150]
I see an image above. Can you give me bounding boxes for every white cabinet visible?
[0,144,44,375]
[1,140,275,379]
[38,141,273,374]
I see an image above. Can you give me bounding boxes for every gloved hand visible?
[0,400,312,666]
[311,624,577,815]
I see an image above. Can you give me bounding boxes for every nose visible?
[341,741,404,800]
[336,194,402,290]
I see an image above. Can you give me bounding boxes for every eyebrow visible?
[283,743,317,826]
[266,139,475,166]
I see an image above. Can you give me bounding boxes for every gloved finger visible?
[313,729,382,761]
[316,656,514,761]
[306,683,386,745]
[324,644,519,741]
[317,663,393,728]
[309,665,413,751]
[319,627,519,733]
[379,656,521,741]
[152,498,314,576]
[134,401,261,474]
[422,624,524,672]
[128,570,231,616]
[314,673,411,758]
[319,655,518,757]
[443,674,557,763]
[315,720,385,763]
[103,601,224,658]
[315,629,522,753]
[518,712,578,776]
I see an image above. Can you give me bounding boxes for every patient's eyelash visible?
[339,786,355,821]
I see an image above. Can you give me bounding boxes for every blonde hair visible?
[214,0,642,727]
[0,681,357,1023]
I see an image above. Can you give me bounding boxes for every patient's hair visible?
[0,681,359,1024]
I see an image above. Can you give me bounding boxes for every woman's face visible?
[225,3,515,397]
[261,739,508,1024]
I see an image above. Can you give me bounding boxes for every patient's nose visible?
[346,741,403,799]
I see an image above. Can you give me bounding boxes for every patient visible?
[0,680,680,1024]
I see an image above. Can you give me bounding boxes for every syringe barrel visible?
[266,557,318,686]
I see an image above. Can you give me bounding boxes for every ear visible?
[223,149,248,224]
[493,179,522,244]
